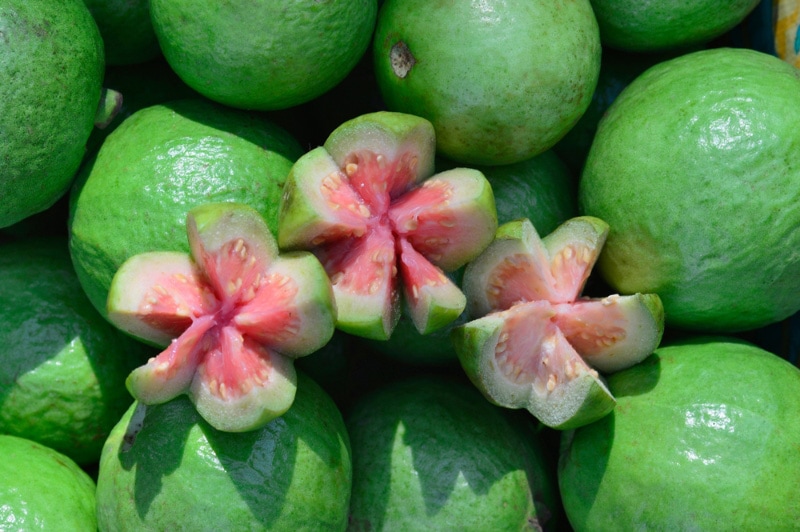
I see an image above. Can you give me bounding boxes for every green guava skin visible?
[0,0,105,228]
[346,375,561,531]
[96,373,352,531]
[590,0,760,52]
[372,0,601,165]
[558,336,800,530]
[0,435,98,530]
[579,48,800,333]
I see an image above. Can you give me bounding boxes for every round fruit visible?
[0,0,105,228]
[0,434,97,530]
[0,237,152,465]
[82,0,160,65]
[590,0,760,52]
[439,149,578,235]
[149,0,377,110]
[558,336,800,530]
[96,372,352,531]
[579,47,800,333]
[106,203,336,433]
[346,374,560,530]
[69,98,304,319]
[372,0,601,165]
[453,217,664,430]
[278,111,497,340]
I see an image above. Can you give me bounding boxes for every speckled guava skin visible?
[96,373,352,531]
[579,48,800,333]
[558,336,800,530]
[372,0,601,165]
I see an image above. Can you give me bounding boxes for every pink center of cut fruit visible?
[138,237,300,399]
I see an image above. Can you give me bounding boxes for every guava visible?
[453,217,664,430]
[579,47,800,333]
[558,336,800,530]
[372,0,601,165]
[346,374,561,530]
[96,372,352,531]
[106,202,336,432]
[1,0,105,228]
[278,111,497,340]
[0,435,97,530]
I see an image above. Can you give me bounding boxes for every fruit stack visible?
[1,0,799,530]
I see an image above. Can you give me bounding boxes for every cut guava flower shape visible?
[452,217,664,430]
[106,202,336,432]
[278,111,498,340]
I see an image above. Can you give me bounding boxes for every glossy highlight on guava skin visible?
[106,203,335,433]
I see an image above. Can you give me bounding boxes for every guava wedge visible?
[279,111,498,340]
[452,217,664,429]
[106,202,336,432]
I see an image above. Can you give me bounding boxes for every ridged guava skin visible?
[590,0,760,52]
[372,0,601,165]
[346,376,561,530]
[278,111,497,341]
[96,373,352,531]
[559,337,800,530]
[579,48,800,333]
[107,203,336,433]
[0,0,104,228]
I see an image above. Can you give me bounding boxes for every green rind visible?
[278,147,362,250]
[190,353,298,433]
[462,219,541,318]
[107,250,196,347]
[261,251,337,357]
[573,293,664,373]
[188,202,279,265]
[323,111,436,185]
[334,285,400,341]
[542,215,609,258]
[416,167,498,272]
[452,315,616,430]
[405,276,466,336]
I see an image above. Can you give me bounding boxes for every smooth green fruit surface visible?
[373,0,601,165]
[0,0,105,228]
[559,336,800,530]
[96,373,352,531]
[150,0,377,110]
[69,98,304,318]
[0,434,97,530]
[0,237,152,465]
[590,0,760,52]
[346,375,560,531]
[579,48,800,333]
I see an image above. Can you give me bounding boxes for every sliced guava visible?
[107,202,336,432]
[453,217,664,429]
[279,111,497,340]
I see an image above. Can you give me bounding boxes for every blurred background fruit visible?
[0,0,105,228]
